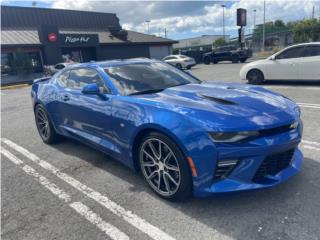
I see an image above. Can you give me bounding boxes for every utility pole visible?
[262,0,266,51]
[164,28,167,38]
[312,5,315,19]
[253,9,256,32]
[145,20,150,34]
[221,4,226,41]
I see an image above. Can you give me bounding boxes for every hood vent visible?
[199,94,236,105]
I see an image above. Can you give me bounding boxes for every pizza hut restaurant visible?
[1,5,176,75]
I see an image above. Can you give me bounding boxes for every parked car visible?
[203,46,252,64]
[44,62,74,76]
[162,55,196,69]
[31,58,303,200]
[240,42,320,84]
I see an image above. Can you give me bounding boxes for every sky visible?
[1,0,320,40]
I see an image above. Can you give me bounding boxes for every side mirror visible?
[270,55,276,60]
[82,83,107,100]
[82,83,100,94]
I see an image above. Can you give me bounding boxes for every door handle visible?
[63,94,70,101]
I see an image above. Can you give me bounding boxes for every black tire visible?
[203,57,211,65]
[240,58,247,63]
[231,55,239,63]
[247,69,265,85]
[138,132,192,201]
[34,104,62,144]
[176,63,182,69]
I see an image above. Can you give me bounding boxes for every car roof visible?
[66,58,158,69]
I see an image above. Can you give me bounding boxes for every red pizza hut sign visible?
[48,33,58,42]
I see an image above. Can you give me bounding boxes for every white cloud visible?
[50,0,320,39]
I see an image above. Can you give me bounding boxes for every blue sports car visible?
[31,58,303,200]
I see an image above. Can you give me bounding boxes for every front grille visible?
[259,123,295,137]
[253,149,295,182]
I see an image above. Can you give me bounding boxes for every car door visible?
[164,56,178,65]
[267,46,303,80]
[298,45,320,80]
[58,67,116,152]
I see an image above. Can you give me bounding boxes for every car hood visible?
[135,82,298,131]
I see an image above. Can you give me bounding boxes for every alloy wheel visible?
[140,138,181,196]
[36,107,50,140]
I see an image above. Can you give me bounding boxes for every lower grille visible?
[214,159,238,180]
[253,149,295,182]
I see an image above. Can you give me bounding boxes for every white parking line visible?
[70,202,129,240]
[1,148,71,202]
[1,147,130,240]
[302,145,320,151]
[298,104,320,109]
[2,138,175,240]
[302,140,320,146]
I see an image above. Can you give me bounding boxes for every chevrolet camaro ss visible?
[31,59,303,200]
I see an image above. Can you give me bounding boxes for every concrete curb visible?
[1,83,30,90]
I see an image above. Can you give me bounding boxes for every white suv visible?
[162,55,196,70]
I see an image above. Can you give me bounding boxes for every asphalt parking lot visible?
[1,62,320,240]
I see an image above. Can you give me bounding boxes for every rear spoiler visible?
[33,76,51,84]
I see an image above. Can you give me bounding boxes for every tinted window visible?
[303,45,320,57]
[67,68,108,92]
[164,56,175,60]
[276,47,304,59]
[56,70,70,86]
[179,55,188,59]
[104,62,200,95]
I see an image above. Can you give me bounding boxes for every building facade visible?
[173,35,230,52]
[1,6,176,75]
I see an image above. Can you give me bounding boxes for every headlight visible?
[209,131,259,143]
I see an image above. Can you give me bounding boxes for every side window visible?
[276,47,304,59]
[303,46,320,57]
[56,70,70,87]
[67,68,109,93]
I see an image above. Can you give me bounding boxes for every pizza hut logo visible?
[48,33,57,42]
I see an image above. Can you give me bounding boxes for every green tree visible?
[213,38,226,48]
[274,19,285,27]
[293,18,320,42]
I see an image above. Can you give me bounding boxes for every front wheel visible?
[35,104,62,144]
[176,63,182,69]
[139,132,192,200]
[247,69,265,85]
[203,57,211,65]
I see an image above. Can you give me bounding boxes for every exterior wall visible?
[149,46,171,59]
[97,44,150,60]
[173,35,230,51]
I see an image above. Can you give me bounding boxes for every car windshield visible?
[104,61,200,95]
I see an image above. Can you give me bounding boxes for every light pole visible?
[262,0,266,51]
[253,9,256,32]
[145,20,150,34]
[221,4,226,41]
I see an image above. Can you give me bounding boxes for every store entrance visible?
[61,47,96,63]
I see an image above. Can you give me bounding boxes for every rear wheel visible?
[247,69,265,85]
[204,57,211,65]
[139,132,192,200]
[176,63,182,69]
[240,58,247,63]
[35,104,62,144]
[231,55,239,63]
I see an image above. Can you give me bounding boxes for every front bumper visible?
[192,132,303,197]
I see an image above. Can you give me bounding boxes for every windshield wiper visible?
[128,88,165,96]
